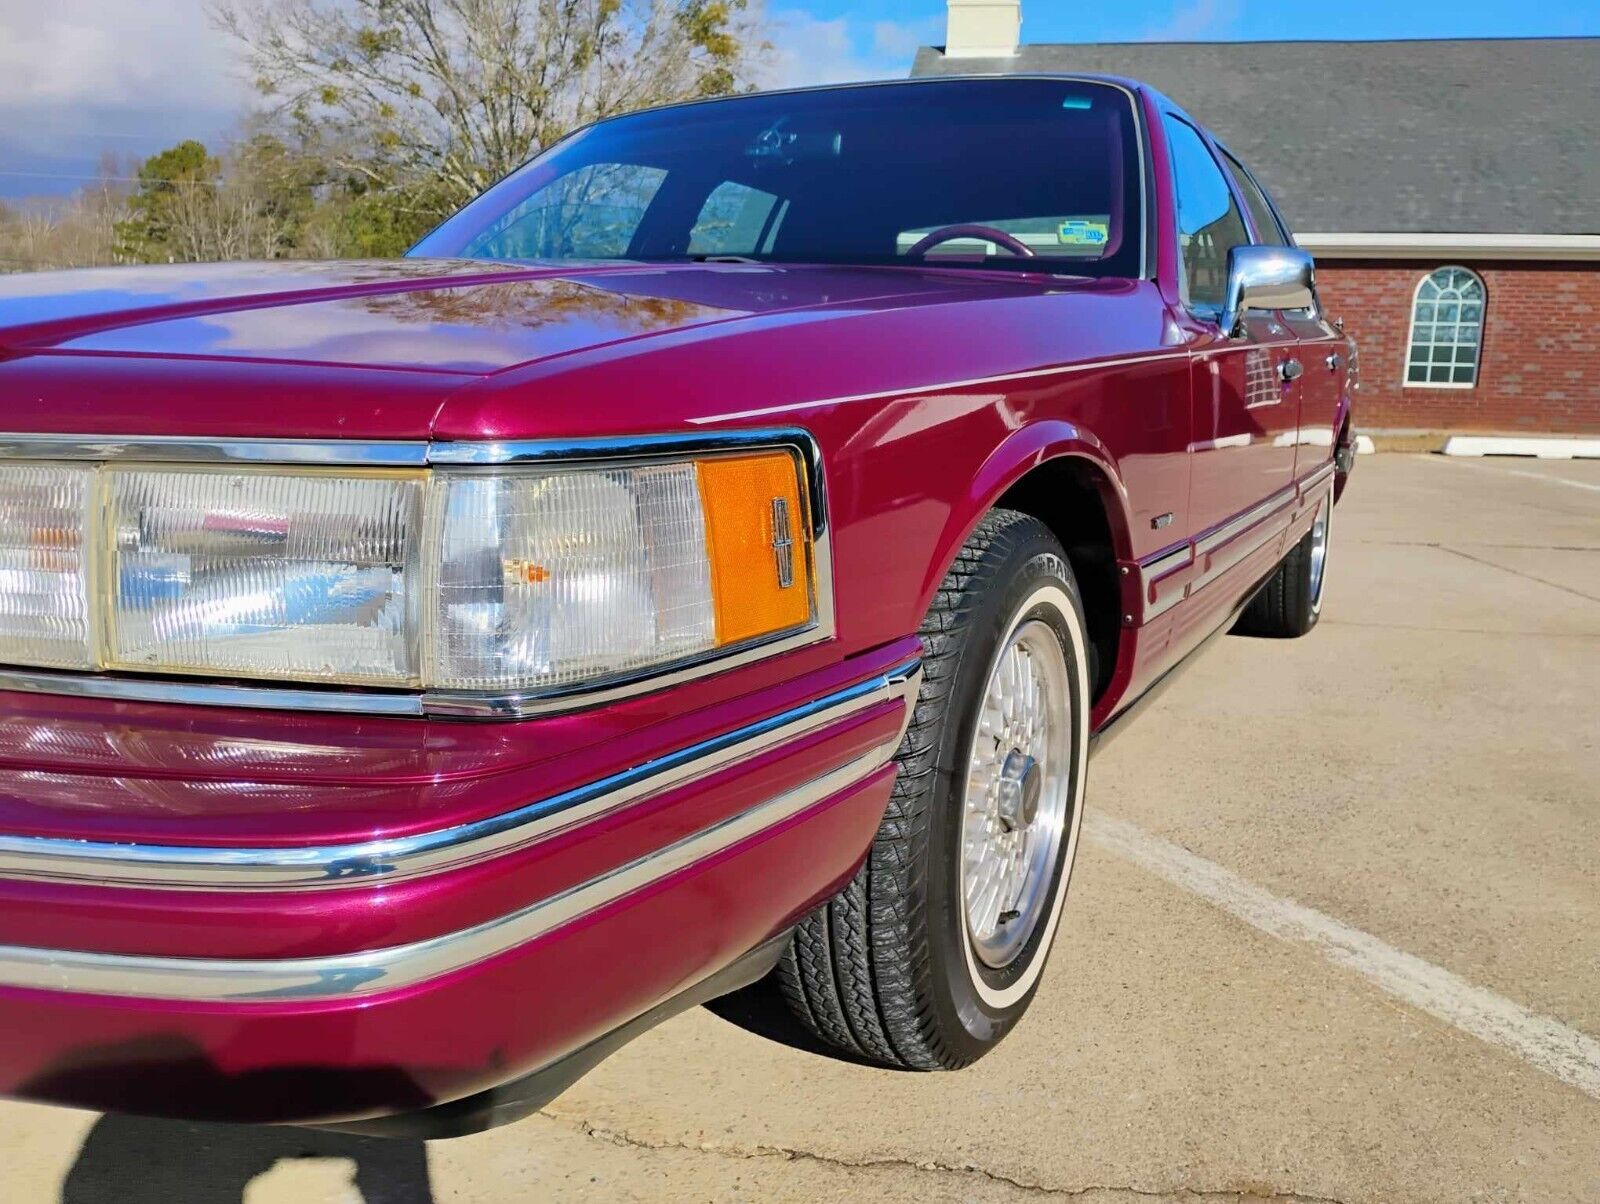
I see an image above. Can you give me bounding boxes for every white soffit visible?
[1299,233,1600,261]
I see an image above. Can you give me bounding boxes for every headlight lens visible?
[0,462,95,669]
[105,466,425,686]
[0,445,819,703]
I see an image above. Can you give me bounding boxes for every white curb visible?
[1355,434,1376,455]
[1442,436,1600,460]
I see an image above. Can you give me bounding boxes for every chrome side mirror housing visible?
[1219,245,1318,338]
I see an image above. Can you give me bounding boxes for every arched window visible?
[1405,267,1485,387]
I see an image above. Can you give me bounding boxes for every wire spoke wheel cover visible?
[960,617,1073,970]
[1309,490,1332,615]
[768,512,1091,1067]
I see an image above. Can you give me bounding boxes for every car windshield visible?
[412,79,1143,278]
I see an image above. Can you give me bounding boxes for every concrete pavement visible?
[1,454,1596,1203]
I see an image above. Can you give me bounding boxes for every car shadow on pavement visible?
[60,1114,434,1204]
[704,972,912,1070]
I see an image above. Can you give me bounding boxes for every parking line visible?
[1433,457,1600,494]
[1085,812,1600,1101]
[1481,466,1600,494]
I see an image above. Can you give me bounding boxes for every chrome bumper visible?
[0,659,920,1003]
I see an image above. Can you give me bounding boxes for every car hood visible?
[0,258,1036,376]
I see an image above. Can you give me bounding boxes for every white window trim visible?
[1402,265,1485,391]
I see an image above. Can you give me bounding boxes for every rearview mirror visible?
[1219,246,1317,337]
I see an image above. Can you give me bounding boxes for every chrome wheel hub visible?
[996,749,1041,831]
[960,618,1072,970]
[1309,493,1331,612]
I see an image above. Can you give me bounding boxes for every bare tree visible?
[164,179,288,262]
[212,0,765,203]
[0,187,127,272]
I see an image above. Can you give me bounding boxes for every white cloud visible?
[757,8,937,89]
[1140,0,1244,41]
[0,0,246,112]
[871,15,943,62]
[0,1,941,196]
[0,0,248,194]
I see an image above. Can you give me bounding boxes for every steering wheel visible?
[906,224,1036,260]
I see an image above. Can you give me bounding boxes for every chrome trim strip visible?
[0,429,836,719]
[0,670,425,716]
[1190,494,1297,595]
[0,683,917,1002]
[1195,485,1296,558]
[688,351,1184,426]
[1297,460,1336,499]
[1139,543,1192,579]
[0,435,431,467]
[419,606,833,718]
[429,428,830,535]
[1136,543,1193,622]
[0,659,920,891]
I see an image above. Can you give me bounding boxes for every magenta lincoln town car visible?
[0,76,1354,1135]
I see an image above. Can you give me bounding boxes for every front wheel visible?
[776,509,1091,1069]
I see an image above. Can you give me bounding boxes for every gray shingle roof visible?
[910,39,1600,236]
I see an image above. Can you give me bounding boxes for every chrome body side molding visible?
[0,662,921,1002]
[1132,456,1337,621]
[0,659,922,891]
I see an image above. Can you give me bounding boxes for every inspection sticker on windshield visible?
[1058,219,1109,247]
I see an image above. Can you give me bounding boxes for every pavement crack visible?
[1437,544,1600,604]
[540,1110,1351,1203]
[1322,618,1600,639]
[1350,538,1600,552]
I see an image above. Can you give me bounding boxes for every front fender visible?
[916,418,1135,611]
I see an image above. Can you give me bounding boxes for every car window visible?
[1163,117,1250,313]
[688,182,784,256]
[1220,150,1288,246]
[416,79,1145,280]
[462,163,667,260]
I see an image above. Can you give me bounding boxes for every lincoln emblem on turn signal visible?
[770,496,795,589]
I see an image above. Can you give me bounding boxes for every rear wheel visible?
[775,509,1091,1069]
[1234,488,1333,638]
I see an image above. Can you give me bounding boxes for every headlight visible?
[0,443,821,707]
[105,466,425,686]
[0,462,95,670]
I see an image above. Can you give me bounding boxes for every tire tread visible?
[777,509,1061,1070]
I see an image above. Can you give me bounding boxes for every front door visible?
[1184,311,1302,536]
[1160,115,1301,655]
[1218,144,1341,490]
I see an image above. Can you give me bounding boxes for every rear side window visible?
[1163,117,1250,313]
[1221,151,1289,246]
[688,181,784,256]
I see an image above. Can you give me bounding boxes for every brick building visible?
[913,7,1600,434]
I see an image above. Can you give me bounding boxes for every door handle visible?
[1279,358,1304,382]
[1325,352,1343,372]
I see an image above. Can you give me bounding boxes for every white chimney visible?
[945,0,1021,59]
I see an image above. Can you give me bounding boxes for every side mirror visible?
[1219,245,1317,338]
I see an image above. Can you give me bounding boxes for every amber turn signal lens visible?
[697,451,813,647]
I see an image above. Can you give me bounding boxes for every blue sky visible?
[1,0,1595,199]
[788,0,1598,56]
